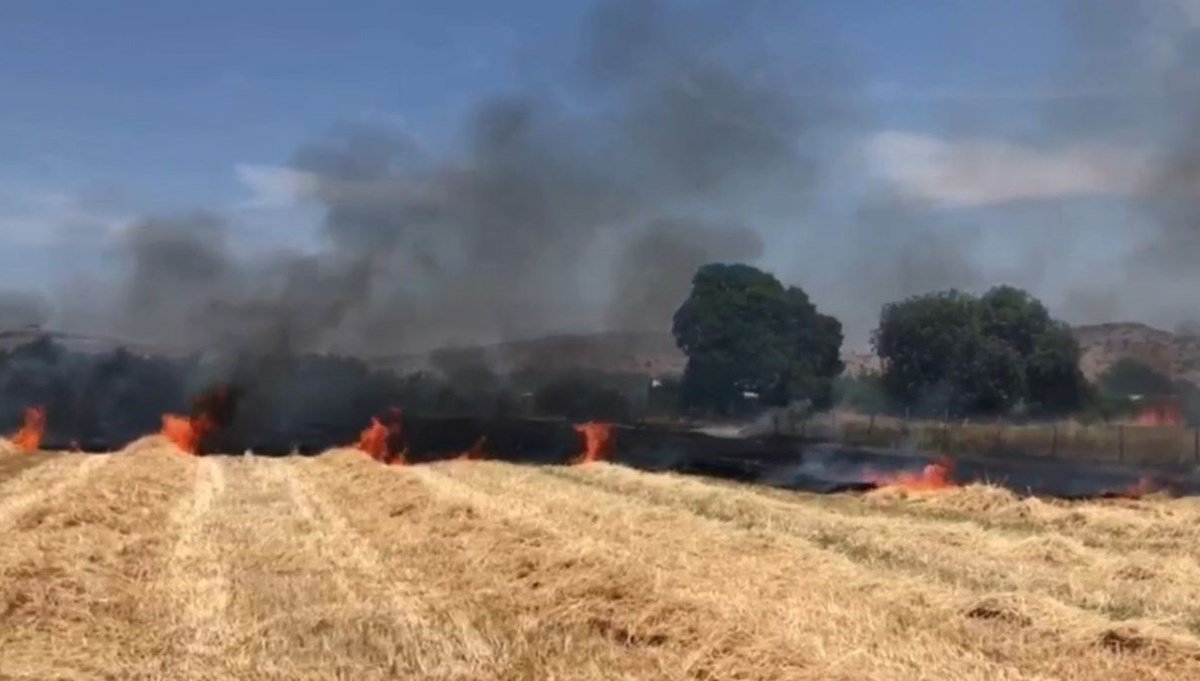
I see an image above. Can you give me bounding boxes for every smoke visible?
[606,218,765,331]
[1050,0,1200,328]
[37,0,854,358]
[0,292,51,330]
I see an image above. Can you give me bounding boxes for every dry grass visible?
[2,449,1200,679]
[792,411,1200,466]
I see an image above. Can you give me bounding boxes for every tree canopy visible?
[672,263,843,414]
[871,286,1087,417]
[1097,358,1175,397]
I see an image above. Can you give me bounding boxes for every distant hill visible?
[1073,322,1200,384]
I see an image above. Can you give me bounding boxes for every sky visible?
[1,0,1196,351]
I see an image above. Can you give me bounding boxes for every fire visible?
[160,385,232,455]
[10,406,46,452]
[1133,405,1182,427]
[161,413,213,455]
[866,457,956,492]
[574,422,615,464]
[356,408,405,465]
[454,436,488,461]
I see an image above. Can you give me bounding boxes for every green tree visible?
[672,263,843,415]
[872,286,1087,417]
[1098,358,1174,397]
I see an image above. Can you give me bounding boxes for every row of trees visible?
[671,264,1099,419]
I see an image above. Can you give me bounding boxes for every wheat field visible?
[2,442,1200,680]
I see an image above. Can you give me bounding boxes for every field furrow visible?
[162,456,232,676]
[304,450,712,680]
[0,453,108,529]
[543,464,1200,634]
[3,449,1199,680]
[0,446,194,680]
[433,460,1200,681]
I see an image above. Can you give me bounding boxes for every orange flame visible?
[573,422,615,464]
[866,457,956,492]
[454,436,488,461]
[161,413,213,455]
[160,386,233,455]
[10,406,46,452]
[356,408,405,465]
[1133,404,1182,427]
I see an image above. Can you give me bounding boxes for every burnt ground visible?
[37,416,1199,500]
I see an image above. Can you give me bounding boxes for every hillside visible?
[1074,322,1200,384]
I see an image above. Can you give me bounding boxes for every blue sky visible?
[0,1,1192,346]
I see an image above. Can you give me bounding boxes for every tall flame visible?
[866,457,956,492]
[161,413,213,455]
[356,408,405,465]
[160,385,231,455]
[574,422,614,464]
[10,406,46,452]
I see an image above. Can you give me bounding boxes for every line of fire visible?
[1,332,1198,500]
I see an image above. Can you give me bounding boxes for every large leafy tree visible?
[872,286,1087,417]
[672,263,843,414]
[1098,358,1175,397]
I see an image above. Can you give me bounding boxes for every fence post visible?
[1118,425,1125,463]
[868,413,875,439]
[1050,424,1058,459]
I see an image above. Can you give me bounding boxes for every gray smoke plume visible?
[52,0,849,358]
[1052,0,1200,328]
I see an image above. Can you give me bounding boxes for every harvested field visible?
[2,446,1200,679]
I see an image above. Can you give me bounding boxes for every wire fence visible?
[771,410,1200,468]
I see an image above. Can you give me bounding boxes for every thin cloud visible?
[866,131,1150,206]
[0,184,128,246]
[233,163,319,209]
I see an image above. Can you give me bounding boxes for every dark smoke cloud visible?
[606,218,765,332]
[45,0,851,358]
[37,0,1050,361]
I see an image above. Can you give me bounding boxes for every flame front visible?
[1133,405,1183,427]
[574,422,614,464]
[866,458,955,492]
[161,413,212,455]
[160,385,232,455]
[10,406,46,452]
[356,409,405,465]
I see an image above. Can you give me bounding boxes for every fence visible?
[773,410,1200,468]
